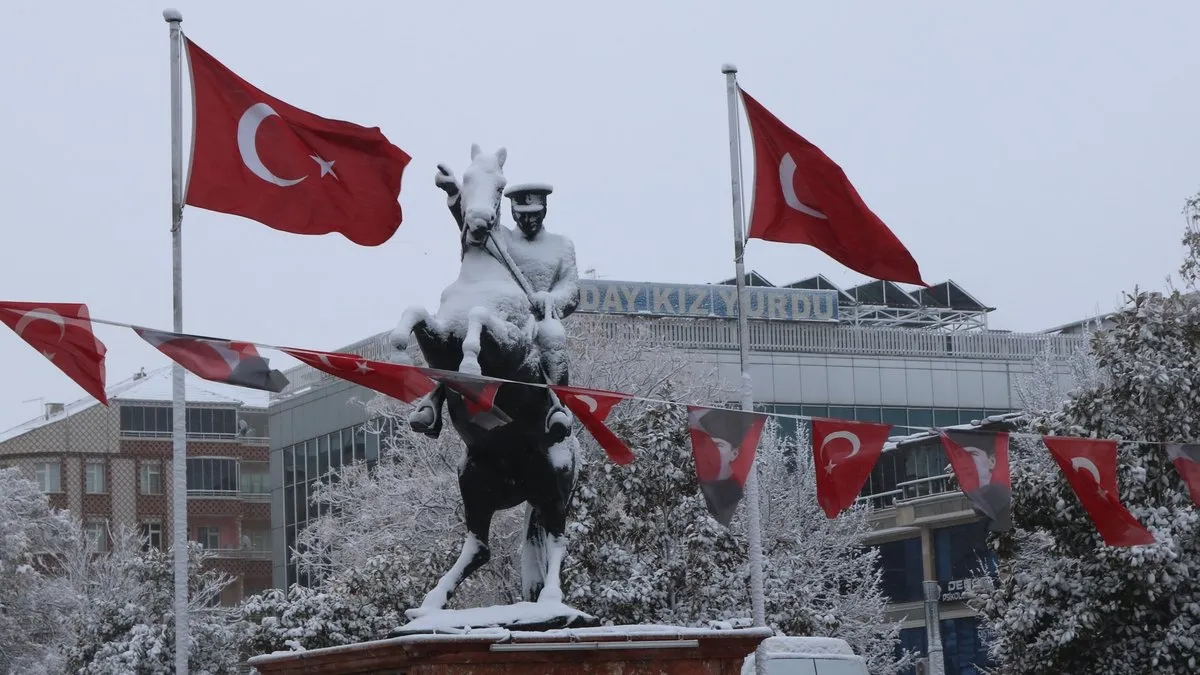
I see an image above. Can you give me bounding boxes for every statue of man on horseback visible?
[388,144,584,620]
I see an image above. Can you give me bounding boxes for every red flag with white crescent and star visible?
[418,368,512,430]
[282,348,436,404]
[811,417,891,519]
[738,87,926,286]
[1165,443,1200,507]
[134,326,289,393]
[687,406,765,527]
[0,302,108,405]
[551,385,635,464]
[1043,437,1155,547]
[940,430,1013,532]
[183,37,411,246]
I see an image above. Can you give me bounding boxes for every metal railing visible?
[119,431,270,443]
[205,548,271,560]
[271,318,1089,399]
[857,473,956,509]
[187,489,270,501]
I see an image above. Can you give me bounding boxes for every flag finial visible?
[162,8,182,22]
[721,63,738,74]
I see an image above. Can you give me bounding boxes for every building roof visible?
[0,366,270,445]
[883,411,1025,452]
[710,270,993,312]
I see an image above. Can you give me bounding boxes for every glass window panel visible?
[854,407,882,422]
[875,537,924,603]
[365,429,380,462]
[827,406,855,420]
[283,445,295,486]
[908,408,934,430]
[354,427,367,463]
[933,409,960,428]
[120,406,134,431]
[801,405,829,419]
[342,429,356,465]
[306,439,319,479]
[318,435,330,476]
[284,485,295,524]
[959,409,986,425]
[881,407,909,430]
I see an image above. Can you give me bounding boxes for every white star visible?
[310,155,338,179]
[41,349,55,361]
[825,459,837,474]
[355,360,372,374]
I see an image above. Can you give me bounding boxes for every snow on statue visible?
[389,144,587,626]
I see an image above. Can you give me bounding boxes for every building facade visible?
[0,367,274,604]
[268,273,1088,674]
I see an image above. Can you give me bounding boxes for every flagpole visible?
[164,8,190,674]
[722,63,768,674]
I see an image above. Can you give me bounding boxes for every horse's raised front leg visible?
[389,306,435,365]
[461,306,526,376]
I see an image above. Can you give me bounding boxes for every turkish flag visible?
[419,368,512,430]
[1044,437,1155,547]
[811,418,891,519]
[739,87,926,286]
[687,406,765,527]
[552,385,635,464]
[0,302,108,405]
[184,37,411,246]
[1165,444,1200,507]
[940,430,1013,532]
[283,348,436,404]
[135,327,288,393]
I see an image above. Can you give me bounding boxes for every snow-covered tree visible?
[974,218,1200,674]
[0,467,76,673]
[52,527,243,675]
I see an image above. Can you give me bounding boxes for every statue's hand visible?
[530,291,555,321]
[434,164,459,196]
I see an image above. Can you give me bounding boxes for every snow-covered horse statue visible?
[390,144,581,619]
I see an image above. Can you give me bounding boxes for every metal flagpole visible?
[163,8,190,674]
[721,63,769,675]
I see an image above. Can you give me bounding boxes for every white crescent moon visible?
[1070,456,1102,484]
[316,353,342,371]
[237,102,307,187]
[14,308,66,342]
[821,430,861,458]
[779,153,828,220]
[575,394,599,413]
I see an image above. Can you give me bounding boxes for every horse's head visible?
[460,143,508,247]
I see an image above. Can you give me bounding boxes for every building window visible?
[934,521,998,600]
[140,519,163,551]
[85,519,108,552]
[120,405,173,436]
[186,408,237,436]
[185,457,239,492]
[140,461,163,495]
[35,461,61,493]
[240,468,269,494]
[940,616,991,674]
[84,460,106,494]
[876,537,924,603]
[196,526,220,550]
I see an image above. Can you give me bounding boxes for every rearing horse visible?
[390,144,580,617]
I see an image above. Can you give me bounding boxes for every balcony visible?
[187,489,270,502]
[206,548,271,560]
[858,473,955,509]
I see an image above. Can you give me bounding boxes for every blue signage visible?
[576,280,839,323]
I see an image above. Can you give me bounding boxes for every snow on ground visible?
[397,601,594,633]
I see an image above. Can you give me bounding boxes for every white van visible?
[742,635,871,675]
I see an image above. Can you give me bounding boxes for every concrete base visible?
[248,625,773,675]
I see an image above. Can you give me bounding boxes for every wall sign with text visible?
[576,280,840,323]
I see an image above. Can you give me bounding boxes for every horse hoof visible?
[546,409,572,436]
[537,586,564,604]
[405,606,436,620]
[389,350,415,366]
[408,405,441,438]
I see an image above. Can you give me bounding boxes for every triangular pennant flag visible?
[552,385,635,464]
[283,348,436,404]
[419,368,511,430]
[135,326,288,393]
[0,302,108,405]
[687,406,765,527]
[1044,436,1155,547]
[811,417,891,519]
[940,430,1013,532]
[1165,444,1200,507]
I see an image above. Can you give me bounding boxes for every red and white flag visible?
[811,418,891,519]
[283,348,436,404]
[1044,437,1155,547]
[739,87,926,286]
[420,368,511,430]
[184,37,411,246]
[687,406,765,527]
[0,302,108,405]
[135,327,288,393]
[551,385,635,464]
[940,430,1012,531]
[1165,443,1200,507]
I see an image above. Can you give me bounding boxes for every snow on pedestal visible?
[394,601,598,635]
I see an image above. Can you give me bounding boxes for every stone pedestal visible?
[247,625,772,675]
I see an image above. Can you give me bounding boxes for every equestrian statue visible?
[390,143,582,619]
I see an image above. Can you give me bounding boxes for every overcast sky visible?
[0,1,1195,431]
